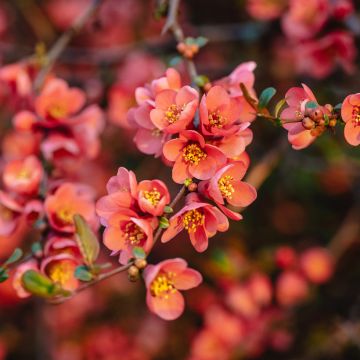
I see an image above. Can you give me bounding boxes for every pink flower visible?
[143,258,202,320]
[137,180,170,216]
[150,86,199,133]
[246,0,287,20]
[35,78,86,121]
[44,183,97,233]
[199,161,257,220]
[331,0,354,20]
[0,191,23,236]
[3,155,43,195]
[275,246,297,269]
[276,270,309,307]
[282,0,330,40]
[299,247,334,284]
[215,62,258,123]
[341,93,360,146]
[41,254,80,291]
[281,84,330,150]
[162,194,229,252]
[163,130,227,184]
[295,31,356,79]
[44,236,81,258]
[103,209,155,264]
[96,167,137,224]
[200,86,242,136]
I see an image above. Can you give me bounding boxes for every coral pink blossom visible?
[150,86,199,133]
[163,130,226,184]
[275,246,297,269]
[44,236,81,258]
[137,180,170,216]
[281,84,329,150]
[13,260,39,298]
[247,0,287,20]
[200,85,242,136]
[199,161,257,220]
[3,155,43,195]
[226,285,259,318]
[276,270,309,307]
[295,31,356,79]
[341,93,360,146]
[103,210,155,264]
[41,254,80,291]
[299,247,334,284]
[96,167,137,224]
[248,273,272,307]
[282,0,330,40]
[215,61,258,122]
[162,194,229,252]
[35,78,86,121]
[143,258,202,320]
[44,183,97,233]
[331,0,354,19]
[0,191,23,236]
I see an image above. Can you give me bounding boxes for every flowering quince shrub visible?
[0,0,359,359]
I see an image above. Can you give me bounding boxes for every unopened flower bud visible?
[329,119,337,127]
[188,182,198,192]
[134,258,147,270]
[302,117,315,130]
[128,265,139,281]
[177,42,186,53]
[204,82,212,92]
[310,109,323,121]
[325,104,333,112]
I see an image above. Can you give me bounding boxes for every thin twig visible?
[162,0,198,82]
[33,0,102,91]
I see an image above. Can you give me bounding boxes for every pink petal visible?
[146,290,185,320]
[173,269,202,290]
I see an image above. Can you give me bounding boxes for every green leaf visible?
[21,270,56,298]
[274,98,287,118]
[159,217,169,229]
[194,75,209,88]
[0,268,9,283]
[74,266,93,282]
[184,37,196,45]
[305,101,318,109]
[169,56,182,67]
[195,36,208,47]
[4,248,23,266]
[31,242,42,257]
[334,103,342,111]
[133,247,146,260]
[258,87,276,110]
[240,83,258,110]
[164,206,174,214]
[74,214,100,267]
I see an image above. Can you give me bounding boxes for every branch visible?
[33,0,102,91]
[162,0,198,82]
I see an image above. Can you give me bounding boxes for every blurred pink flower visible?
[341,93,360,146]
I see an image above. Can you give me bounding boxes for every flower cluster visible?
[246,0,356,78]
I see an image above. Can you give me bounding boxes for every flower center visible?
[123,221,146,245]
[150,272,177,299]
[182,143,207,165]
[165,104,182,124]
[48,262,72,286]
[143,188,161,206]
[218,175,235,199]
[57,208,74,224]
[183,209,205,233]
[17,168,31,180]
[209,111,226,128]
[151,128,162,137]
[352,105,360,126]
[48,104,67,119]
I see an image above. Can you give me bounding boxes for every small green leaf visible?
[0,268,9,283]
[74,266,93,282]
[305,101,318,109]
[240,83,258,110]
[159,217,169,229]
[258,87,277,110]
[334,103,342,111]
[195,36,208,47]
[21,270,56,298]
[74,214,100,267]
[184,37,196,45]
[4,248,23,266]
[169,56,182,67]
[31,242,42,257]
[274,98,287,118]
[133,247,146,259]
[194,75,209,88]
[164,206,174,214]
[184,178,193,187]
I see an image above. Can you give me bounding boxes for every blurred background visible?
[0,0,360,359]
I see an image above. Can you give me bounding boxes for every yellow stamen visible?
[49,104,67,119]
[182,144,207,165]
[17,168,31,180]
[209,111,226,128]
[150,271,177,299]
[48,262,72,286]
[124,221,145,245]
[57,208,74,224]
[165,104,182,124]
[183,209,204,233]
[218,175,235,199]
[143,188,161,206]
[352,105,360,126]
